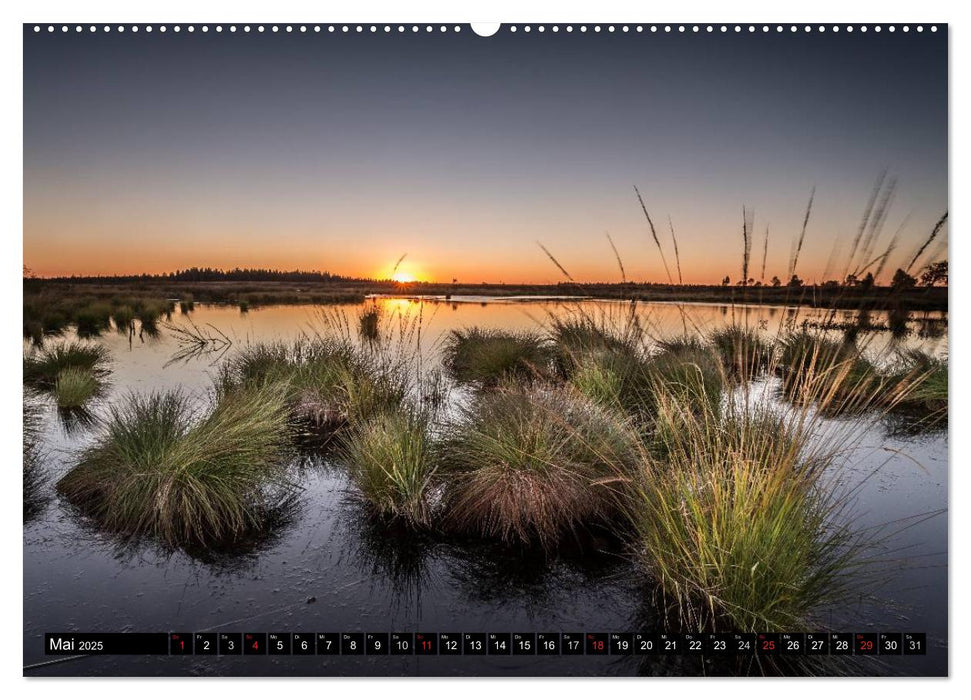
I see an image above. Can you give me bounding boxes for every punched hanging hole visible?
[471,23,501,37]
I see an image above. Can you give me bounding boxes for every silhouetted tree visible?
[859,272,875,290]
[787,274,803,289]
[722,275,731,286]
[920,261,948,287]
[891,268,917,291]
[770,276,781,287]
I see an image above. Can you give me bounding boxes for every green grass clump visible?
[223,339,406,431]
[709,326,772,379]
[112,306,135,333]
[645,344,724,418]
[74,302,113,337]
[56,384,293,548]
[443,328,552,387]
[136,302,166,333]
[342,407,435,526]
[551,317,634,353]
[631,399,861,632]
[179,294,195,314]
[550,317,640,376]
[568,352,627,407]
[778,333,883,414]
[655,334,710,355]
[438,381,638,548]
[882,350,947,422]
[54,367,100,408]
[24,320,44,345]
[24,342,111,391]
[566,348,655,420]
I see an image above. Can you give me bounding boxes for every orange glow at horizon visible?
[21,245,875,286]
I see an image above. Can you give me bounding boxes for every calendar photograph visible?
[22,22,948,677]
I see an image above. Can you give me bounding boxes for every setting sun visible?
[392,271,416,283]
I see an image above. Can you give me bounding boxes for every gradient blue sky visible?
[23,26,947,283]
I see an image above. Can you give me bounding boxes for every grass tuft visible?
[550,317,640,373]
[443,327,551,387]
[778,332,883,414]
[709,325,772,379]
[631,398,863,632]
[75,303,112,337]
[341,407,435,526]
[222,338,406,431]
[112,306,135,333]
[57,383,293,548]
[646,343,725,418]
[54,367,100,408]
[438,381,638,548]
[24,342,111,391]
[881,349,947,425]
[179,294,195,314]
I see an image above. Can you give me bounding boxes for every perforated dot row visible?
[506,24,938,33]
[32,24,465,34]
[30,24,941,35]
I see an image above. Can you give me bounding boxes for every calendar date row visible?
[46,632,926,656]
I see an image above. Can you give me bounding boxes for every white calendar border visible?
[2,0,963,698]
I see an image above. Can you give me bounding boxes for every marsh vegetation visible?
[23,287,948,637]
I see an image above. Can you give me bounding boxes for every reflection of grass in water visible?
[444,534,630,609]
[137,303,166,335]
[23,293,179,341]
[57,384,295,549]
[23,397,48,523]
[55,404,98,437]
[339,497,439,603]
[95,490,302,571]
[163,320,233,367]
[358,304,380,342]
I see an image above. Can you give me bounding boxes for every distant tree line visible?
[719,261,947,291]
[34,267,361,283]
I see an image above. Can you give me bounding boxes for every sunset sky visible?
[23,25,947,284]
